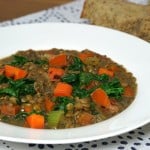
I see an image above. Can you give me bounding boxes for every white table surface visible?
[0,0,150,149]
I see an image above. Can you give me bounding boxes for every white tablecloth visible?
[0,0,150,149]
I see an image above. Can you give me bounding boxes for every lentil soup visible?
[0,49,137,129]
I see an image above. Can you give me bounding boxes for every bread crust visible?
[81,0,150,42]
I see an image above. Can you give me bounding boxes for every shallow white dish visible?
[0,23,150,144]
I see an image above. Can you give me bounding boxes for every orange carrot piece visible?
[45,98,55,111]
[48,67,65,81]
[124,86,134,97]
[91,88,111,108]
[109,65,118,72]
[49,54,67,67]
[78,52,94,62]
[24,104,33,113]
[0,104,20,116]
[77,112,94,126]
[54,82,73,97]
[14,70,27,80]
[26,114,45,129]
[4,65,27,80]
[98,68,114,77]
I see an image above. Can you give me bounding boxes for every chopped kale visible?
[61,70,123,99]
[68,57,84,71]
[73,87,90,98]
[0,78,36,104]
[10,55,48,67]
[14,112,28,120]
[73,85,99,98]
[79,72,109,86]
[0,88,17,97]
[61,72,110,98]
[33,59,48,65]
[10,55,29,67]
[61,73,78,83]
[54,97,74,112]
[90,102,99,115]
[0,75,9,84]
[101,78,124,99]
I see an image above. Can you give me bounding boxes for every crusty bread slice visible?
[81,0,150,42]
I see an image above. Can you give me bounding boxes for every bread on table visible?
[81,0,150,42]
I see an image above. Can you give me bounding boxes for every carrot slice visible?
[98,68,114,77]
[48,67,65,81]
[49,54,67,67]
[109,65,118,72]
[45,98,55,111]
[54,82,73,97]
[24,104,33,113]
[77,112,94,126]
[4,65,27,80]
[78,52,94,62]
[0,104,20,116]
[91,88,111,108]
[26,114,45,129]
[124,86,134,97]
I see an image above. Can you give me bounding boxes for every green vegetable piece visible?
[54,97,74,112]
[73,87,89,98]
[0,88,18,97]
[0,78,36,105]
[10,55,29,67]
[94,74,109,83]
[0,75,8,84]
[79,72,94,85]
[47,110,64,129]
[73,85,98,98]
[68,57,84,71]
[101,78,124,99]
[61,74,78,83]
[14,112,29,120]
[79,72,109,86]
[90,102,99,115]
[10,55,48,67]
[8,78,36,96]
[33,59,48,65]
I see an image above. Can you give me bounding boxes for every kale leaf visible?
[101,78,124,99]
[79,72,109,86]
[68,57,84,71]
[54,97,74,112]
[0,75,9,84]
[0,88,17,97]
[61,72,109,98]
[73,85,99,98]
[10,55,48,67]
[0,78,36,104]
[10,55,29,67]
[33,59,48,65]
[14,112,29,120]
[61,73,78,83]
[90,102,99,115]
[73,87,90,98]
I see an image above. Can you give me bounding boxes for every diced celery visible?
[47,110,64,129]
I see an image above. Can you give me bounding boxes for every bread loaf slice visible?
[81,0,150,42]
